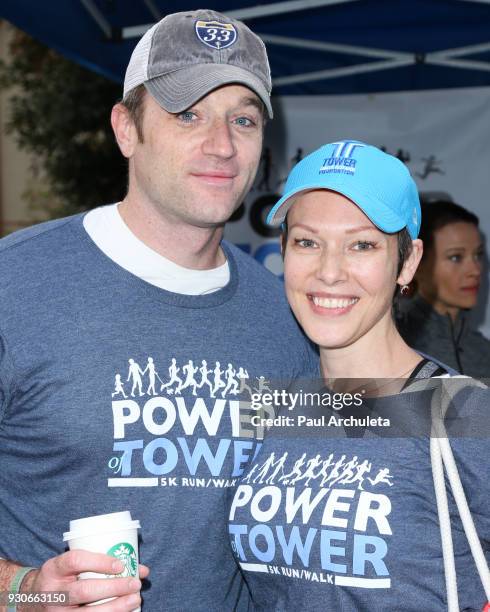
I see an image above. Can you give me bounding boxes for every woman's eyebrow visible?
[289,224,381,235]
[288,223,319,234]
[344,225,379,235]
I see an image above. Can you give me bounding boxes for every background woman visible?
[228,142,489,611]
[397,200,490,377]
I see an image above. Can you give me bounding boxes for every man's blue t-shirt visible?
[0,213,318,611]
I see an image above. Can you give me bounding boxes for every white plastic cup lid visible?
[63,511,140,542]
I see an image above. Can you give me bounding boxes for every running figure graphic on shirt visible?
[178,360,199,396]
[212,362,226,396]
[115,356,259,399]
[160,358,183,394]
[264,452,289,484]
[315,454,335,485]
[295,454,323,486]
[321,454,348,489]
[368,468,394,487]
[197,360,215,397]
[244,452,394,490]
[340,459,372,490]
[279,453,307,485]
[222,363,240,397]
[254,375,272,394]
[252,452,279,484]
[237,367,253,399]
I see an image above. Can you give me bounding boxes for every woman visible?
[228,142,489,611]
[397,200,490,377]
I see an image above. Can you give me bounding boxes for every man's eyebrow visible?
[237,96,264,113]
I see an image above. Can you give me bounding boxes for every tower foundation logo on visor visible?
[195,20,238,50]
[320,141,366,176]
[412,206,418,227]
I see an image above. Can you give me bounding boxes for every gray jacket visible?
[397,295,490,379]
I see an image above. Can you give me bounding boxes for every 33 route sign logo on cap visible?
[195,20,237,50]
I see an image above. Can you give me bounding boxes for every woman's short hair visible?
[396,228,413,276]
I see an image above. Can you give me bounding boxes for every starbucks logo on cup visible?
[107,542,138,577]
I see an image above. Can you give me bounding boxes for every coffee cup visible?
[63,511,140,607]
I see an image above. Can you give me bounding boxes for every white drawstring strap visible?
[429,376,490,610]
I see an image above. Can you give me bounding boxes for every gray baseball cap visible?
[124,9,273,118]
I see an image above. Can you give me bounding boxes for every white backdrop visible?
[224,86,490,335]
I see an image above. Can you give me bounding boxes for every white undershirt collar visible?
[83,203,230,295]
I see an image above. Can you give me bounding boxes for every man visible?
[0,9,317,611]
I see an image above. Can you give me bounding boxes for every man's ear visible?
[397,238,423,286]
[111,103,138,159]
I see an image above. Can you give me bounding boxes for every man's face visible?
[127,84,264,228]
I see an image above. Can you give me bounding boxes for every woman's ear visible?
[397,239,423,286]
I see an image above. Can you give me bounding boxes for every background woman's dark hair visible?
[419,200,479,259]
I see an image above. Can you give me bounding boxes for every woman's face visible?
[417,221,483,315]
[283,190,408,350]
